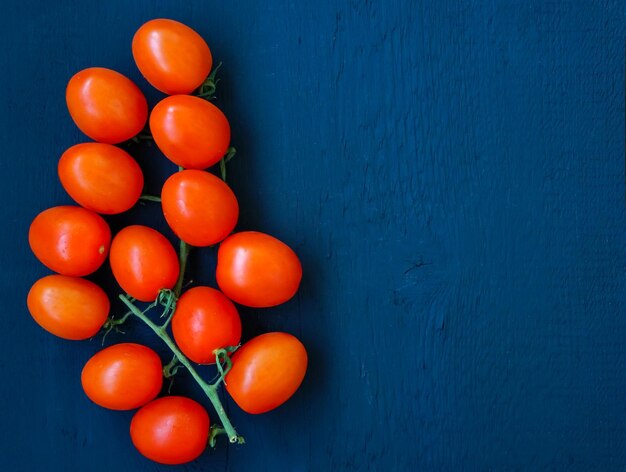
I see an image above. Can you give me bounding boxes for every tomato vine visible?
[28,18,307,465]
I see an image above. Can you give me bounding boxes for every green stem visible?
[208,426,227,448]
[214,349,233,388]
[173,240,191,297]
[196,62,222,100]
[119,294,242,444]
[219,158,227,181]
[101,310,133,344]
[219,147,237,182]
[104,310,132,328]
[162,354,181,378]
[139,195,161,202]
[157,289,177,327]
[161,310,175,330]
[208,425,244,447]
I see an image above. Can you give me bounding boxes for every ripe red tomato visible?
[226,332,307,414]
[27,275,109,340]
[130,396,209,465]
[66,68,148,144]
[58,143,144,214]
[216,232,302,307]
[109,225,179,302]
[132,19,212,95]
[81,343,163,410]
[172,286,241,364]
[161,170,238,246]
[29,206,111,276]
[150,95,230,169]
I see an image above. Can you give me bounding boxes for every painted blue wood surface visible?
[0,0,625,470]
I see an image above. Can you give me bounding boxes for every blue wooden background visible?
[1,0,625,470]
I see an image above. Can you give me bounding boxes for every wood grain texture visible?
[0,0,625,470]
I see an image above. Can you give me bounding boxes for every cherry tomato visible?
[150,95,230,169]
[130,396,209,465]
[81,343,163,410]
[58,143,144,214]
[161,170,238,246]
[216,231,302,307]
[226,332,307,414]
[27,275,109,340]
[29,206,111,276]
[172,287,241,364]
[109,225,179,302]
[66,67,148,144]
[132,19,212,95]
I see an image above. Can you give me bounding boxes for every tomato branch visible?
[118,293,243,444]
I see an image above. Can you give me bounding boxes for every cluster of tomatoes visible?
[27,19,307,465]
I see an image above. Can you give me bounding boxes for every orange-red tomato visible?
[81,343,163,410]
[225,332,307,414]
[130,396,209,465]
[109,225,179,302]
[132,19,212,95]
[29,206,111,276]
[172,286,241,364]
[66,67,148,144]
[216,232,302,307]
[161,170,238,246]
[150,95,230,169]
[27,275,109,340]
[58,143,144,214]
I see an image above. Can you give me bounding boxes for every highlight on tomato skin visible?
[130,396,210,465]
[216,231,303,308]
[81,343,163,411]
[27,275,110,340]
[161,170,239,246]
[225,332,308,414]
[132,18,213,95]
[66,67,148,144]
[172,286,242,364]
[109,225,180,302]
[150,95,231,169]
[28,206,111,277]
[58,143,144,214]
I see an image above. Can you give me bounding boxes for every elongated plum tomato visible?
[66,67,148,144]
[150,95,230,169]
[216,232,302,307]
[81,343,162,410]
[109,225,179,302]
[27,275,109,340]
[132,19,212,95]
[226,332,307,414]
[130,396,209,465]
[29,206,111,276]
[59,143,144,214]
[172,287,241,364]
[161,170,238,246]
